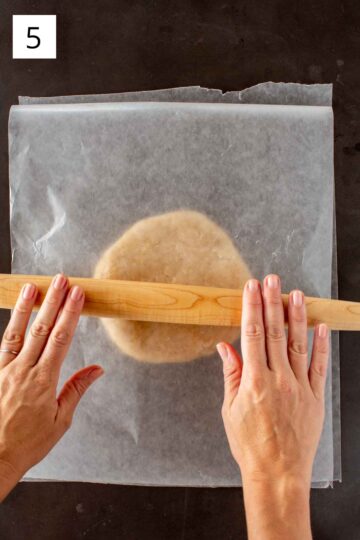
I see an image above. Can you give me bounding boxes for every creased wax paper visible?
[9,83,340,487]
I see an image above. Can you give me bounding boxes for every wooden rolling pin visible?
[0,273,359,330]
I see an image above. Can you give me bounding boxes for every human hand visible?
[217,274,329,540]
[0,275,103,501]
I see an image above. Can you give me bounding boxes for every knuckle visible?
[265,324,284,341]
[15,303,31,315]
[51,327,71,347]
[45,293,61,306]
[64,303,80,315]
[9,368,27,385]
[276,375,293,395]
[35,368,52,388]
[223,362,237,378]
[316,341,328,355]
[246,374,265,394]
[265,295,282,305]
[68,378,86,399]
[288,339,307,355]
[291,311,307,323]
[41,355,58,369]
[311,362,327,377]
[246,296,262,306]
[244,323,263,341]
[2,329,23,348]
[30,321,52,339]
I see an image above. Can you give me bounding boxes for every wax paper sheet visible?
[9,83,340,487]
[19,82,332,106]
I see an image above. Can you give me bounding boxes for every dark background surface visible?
[0,1,359,538]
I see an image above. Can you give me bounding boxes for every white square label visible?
[13,15,57,59]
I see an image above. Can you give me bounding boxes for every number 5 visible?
[27,27,40,49]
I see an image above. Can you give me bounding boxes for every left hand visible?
[0,274,103,500]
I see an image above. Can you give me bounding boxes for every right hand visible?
[217,274,329,486]
[217,275,329,540]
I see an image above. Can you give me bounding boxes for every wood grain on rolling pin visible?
[0,274,360,330]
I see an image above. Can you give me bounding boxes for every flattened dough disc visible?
[94,210,251,363]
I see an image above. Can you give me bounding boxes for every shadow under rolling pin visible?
[0,274,359,331]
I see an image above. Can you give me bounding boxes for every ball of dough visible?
[94,210,251,363]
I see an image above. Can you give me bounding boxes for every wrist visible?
[242,469,311,497]
[0,452,22,502]
[241,472,311,540]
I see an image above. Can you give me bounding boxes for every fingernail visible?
[22,283,36,300]
[267,275,279,289]
[70,286,84,302]
[293,290,303,307]
[216,343,228,362]
[247,279,258,292]
[53,273,67,290]
[318,324,328,338]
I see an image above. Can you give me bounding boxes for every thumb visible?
[57,365,104,429]
[217,342,243,407]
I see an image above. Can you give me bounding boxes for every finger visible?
[263,274,288,372]
[217,342,243,407]
[287,290,309,383]
[0,283,37,369]
[56,365,104,431]
[309,324,329,400]
[241,279,267,374]
[38,286,84,378]
[20,274,68,365]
